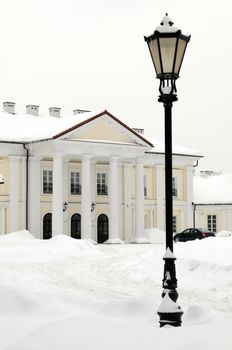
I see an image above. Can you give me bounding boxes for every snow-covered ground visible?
[0,230,231,349]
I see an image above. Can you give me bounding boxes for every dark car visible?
[173,228,215,243]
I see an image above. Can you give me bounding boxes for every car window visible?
[192,229,200,238]
[183,229,191,235]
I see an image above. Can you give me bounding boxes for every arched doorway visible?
[43,213,52,239]
[97,214,109,243]
[71,213,81,239]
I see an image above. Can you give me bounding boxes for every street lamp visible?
[144,14,190,327]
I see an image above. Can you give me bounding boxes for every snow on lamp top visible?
[163,247,176,260]
[155,13,179,33]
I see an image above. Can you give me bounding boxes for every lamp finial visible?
[160,14,174,27]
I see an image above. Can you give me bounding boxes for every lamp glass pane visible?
[148,38,161,75]
[159,37,177,74]
[174,38,187,75]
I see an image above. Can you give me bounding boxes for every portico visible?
[0,108,201,241]
[39,149,148,243]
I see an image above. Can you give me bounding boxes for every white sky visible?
[0,0,231,172]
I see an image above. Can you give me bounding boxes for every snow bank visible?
[8,314,232,350]
[47,234,96,249]
[144,228,165,244]
[216,230,232,237]
[104,238,125,244]
[133,237,151,244]
[0,231,96,251]
[0,230,35,241]
[0,230,36,246]
[0,230,231,350]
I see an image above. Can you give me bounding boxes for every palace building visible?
[0,102,202,243]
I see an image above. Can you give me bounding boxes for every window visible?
[207,215,217,233]
[144,174,148,197]
[43,170,53,194]
[70,171,81,195]
[97,172,108,195]
[173,216,177,233]
[172,177,178,197]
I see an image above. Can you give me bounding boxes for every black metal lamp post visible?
[144,14,190,327]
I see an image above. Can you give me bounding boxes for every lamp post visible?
[144,14,190,327]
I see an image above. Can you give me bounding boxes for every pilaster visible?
[156,165,165,230]
[124,162,132,242]
[135,158,145,241]
[81,154,92,239]
[108,156,121,242]
[9,156,20,232]
[186,166,193,227]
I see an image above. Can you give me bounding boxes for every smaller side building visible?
[193,171,232,233]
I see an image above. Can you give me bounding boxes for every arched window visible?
[97,214,109,243]
[43,213,52,239]
[71,213,81,239]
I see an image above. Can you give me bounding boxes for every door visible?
[71,213,81,239]
[43,213,52,239]
[97,214,109,243]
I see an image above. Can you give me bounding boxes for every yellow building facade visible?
[0,105,201,242]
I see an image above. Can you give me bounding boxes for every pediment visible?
[58,113,152,147]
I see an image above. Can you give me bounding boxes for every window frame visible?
[207,214,217,233]
[42,169,53,194]
[96,171,108,196]
[173,215,177,233]
[70,170,81,195]
[172,176,178,198]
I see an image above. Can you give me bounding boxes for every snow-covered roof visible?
[145,134,202,157]
[0,109,201,157]
[0,110,99,142]
[194,174,232,204]
[0,109,152,147]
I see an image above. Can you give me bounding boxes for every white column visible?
[52,154,64,236]
[63,160,69,236]
[155,165,165,230]
[124,162,132,242]
[135,158,144,241]
[28,157,41,238]
[186,166,193,227]
[91,160,96,240]
[108,156,120,242]
[21,156,26,230]
[81,154,92,240]
[9,156,20,232]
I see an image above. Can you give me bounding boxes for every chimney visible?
[26,105,39,116]
[3,101,15,114]
[73,109,90,115]
[49,107,61,118]
[132,128,144,135]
